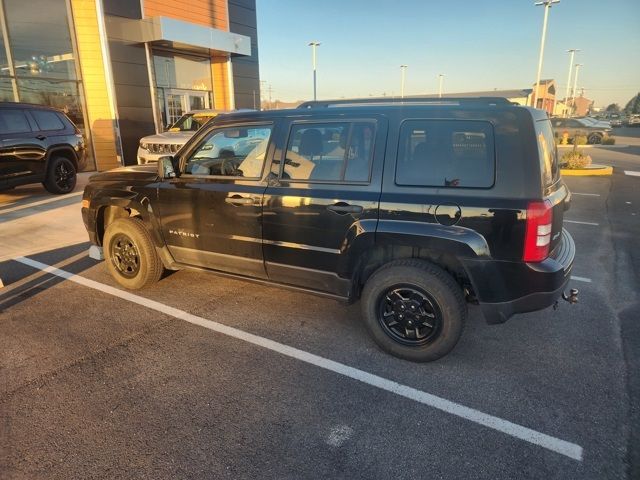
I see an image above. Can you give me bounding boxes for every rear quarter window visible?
[535,119,560,187]
[395,119,495,188]
[31,110,65,131]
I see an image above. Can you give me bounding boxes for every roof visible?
[219,97,543,123]
[405,89,533,100]
[0,102,62,111]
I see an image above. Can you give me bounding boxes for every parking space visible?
[1,159,638,479]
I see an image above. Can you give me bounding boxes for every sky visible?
[256,0,640,108]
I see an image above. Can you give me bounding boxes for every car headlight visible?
[140,142,149,150]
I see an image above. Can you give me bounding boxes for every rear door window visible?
[283,121,375,182]
[395,120,495,188]
[535,119,560,187]
[0,109,32,134]
[31,110,65,131]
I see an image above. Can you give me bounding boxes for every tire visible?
[587,133,602,145]
[43,156,77,194]
[361,259,466,362]
[103,217,164,289]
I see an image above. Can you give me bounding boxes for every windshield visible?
[169,113,217,132]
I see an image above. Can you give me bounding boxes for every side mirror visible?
[157,156,176,179]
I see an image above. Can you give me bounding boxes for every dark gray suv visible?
[81,97,577,362]
[0,102,87,194]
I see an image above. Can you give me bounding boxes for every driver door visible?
[157,122,275,278]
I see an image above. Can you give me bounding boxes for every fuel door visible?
[435,203,462,226]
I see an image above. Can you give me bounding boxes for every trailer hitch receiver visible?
[562,288,579,304]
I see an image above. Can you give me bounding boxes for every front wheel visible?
[361,259,466,362]
[103,217,164,289]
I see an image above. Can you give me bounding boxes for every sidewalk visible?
[0,173,91,263]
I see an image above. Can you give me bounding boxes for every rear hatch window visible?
[536,118,565,254]
[536,119,560,187]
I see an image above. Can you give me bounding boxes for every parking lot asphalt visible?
[1,139,639,479]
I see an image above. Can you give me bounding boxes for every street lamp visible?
[532,0,560,108]
[400,65,408,99]
[438,73,445,98]
[570,63,583,116]
[308,41,320,101]
[564,49,580,117]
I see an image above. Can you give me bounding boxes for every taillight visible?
[523,200,553,262]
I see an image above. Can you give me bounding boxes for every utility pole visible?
[532,0,560,108]
[563,48,580,116]
[267,84,273,110]
[260,80,267,109]
[400,65,408,99]
[308,41,320,101]
[570,63,582,116]
[438,73,445,98]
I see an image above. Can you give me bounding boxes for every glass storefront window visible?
[4,0,77,80]
[0,77,13,101]
[153,51,212,91]
[17,78,85,131]
[0,29,8,76]
[152,50,214,128]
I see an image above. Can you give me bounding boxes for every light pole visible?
[438,74,445,98]
[308,41,320,101]
[400,65,408,99]
[570,63,583,116]
[563,49,580,116]
[532,0,560,108]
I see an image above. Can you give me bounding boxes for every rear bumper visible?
[463,229,576,324]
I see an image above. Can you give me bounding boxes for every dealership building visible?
[0,0,260,170]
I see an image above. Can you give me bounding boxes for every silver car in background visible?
[137,110,224,165]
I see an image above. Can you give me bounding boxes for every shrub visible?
[561,150,592,169]
[573,135,588,146]
[601,136,616,145]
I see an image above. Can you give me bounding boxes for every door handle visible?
[35,135,46,140]
[327,202,364,215]
[225,195,255,206]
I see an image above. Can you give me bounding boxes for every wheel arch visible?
[46,145,79,171]
[351,224,490,301]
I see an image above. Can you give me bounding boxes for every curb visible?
[561,164,613,176]
[557,144,628,149]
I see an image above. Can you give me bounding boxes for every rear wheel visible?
[43,156,76,194]
[104,217,164,289]
[361,259,466,362]
[587,133,602,145]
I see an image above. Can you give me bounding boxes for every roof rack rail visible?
[297,97,513,109]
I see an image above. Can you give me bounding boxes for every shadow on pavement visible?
[0,242,94,313]
[0,192,84,225]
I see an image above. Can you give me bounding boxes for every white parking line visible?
[564,220,599,226]
[625,170,640,177]
[571,276,592,283]
[0,192,82,215]
[13,255,584,461]
[571,192,600,197]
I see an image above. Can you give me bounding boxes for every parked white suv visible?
[137,110,223,165]
[628,114,640,127]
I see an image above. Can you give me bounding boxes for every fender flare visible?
[45,145,80,171]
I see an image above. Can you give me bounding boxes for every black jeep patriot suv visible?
[81,98,576,362]
[0,102,86,193]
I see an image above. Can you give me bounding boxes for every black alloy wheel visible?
[110,233,141,278]
[377,285,443,346]
[54,159,75,191]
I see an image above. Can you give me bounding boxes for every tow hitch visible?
[554,288,579,310]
